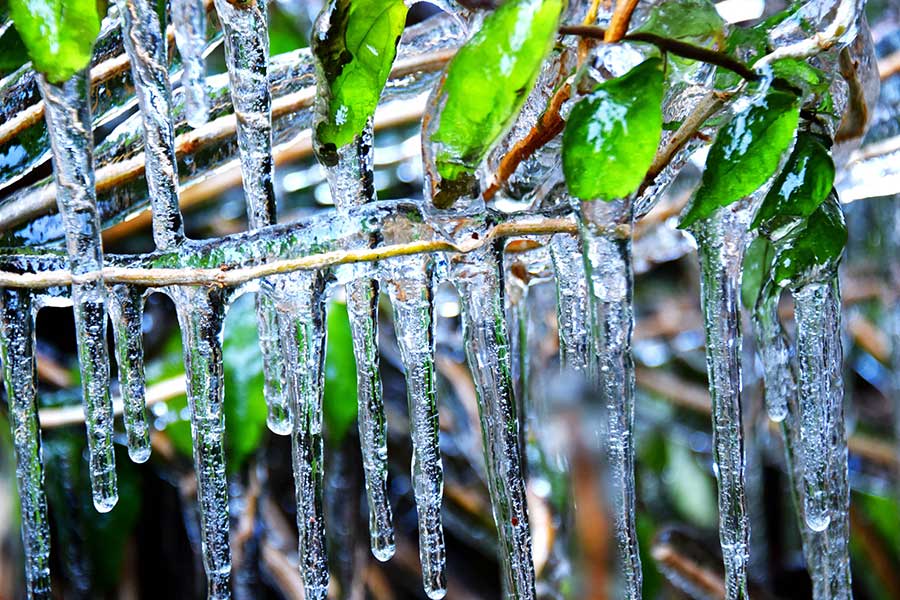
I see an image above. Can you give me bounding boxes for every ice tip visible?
[805,513,831,532]
[128,446,152,464]
[93,494,119,514]
[371,541,396,562]
[266,416,294,436]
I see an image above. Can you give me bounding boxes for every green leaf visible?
[633,0,725,43]
[769,58,829,98]
[751,131,834,235]
[772,193,846,288]
[741,236,775,309]
[562,58,664,201]
[323,301,358,445]
[428,0,564,207]
[680,90,800,228]
[0,23,30,75]
[8,0,104,83]
[312,0,408,165]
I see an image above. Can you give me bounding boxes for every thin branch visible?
[604,0,640,43]
[879,48,900,80]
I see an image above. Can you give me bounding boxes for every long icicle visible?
[107,284,151,463]
[323,122,395,561]
[172,0,210,128]
[692,207,750,600]
[383,255,447,599]
[37,72,117,513]
[451,241,536,600]
[213,0,291,435]
[579,198,642,599]
[276,272,330,599]
[753,284,792,423]
[173,286,232,599]
[0,290,52,599]
[115,0,186,250]
[549,232,591,375]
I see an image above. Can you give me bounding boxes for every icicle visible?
[214,0,292,435]
[275,273,330,600]
[753,285,792,422]
[172,287,232,599]
[794,277,846,535]
[383,255,447,599]
[172,0,210,128]
[115,0,185,250]
[37,72,117,513]
[450,243,536,600]
[691,207,751,600]
[549,233,591,375]
[107,284,151,464]
[578,199,642,599]
[322,123,395,561]
[0,290,52,599]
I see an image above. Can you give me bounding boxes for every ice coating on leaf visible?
[450,243,536,599]
[579,199,642,598]
[0,290,52,598]
[172,0,210,128]
[37,72,118,513]
[693,207,752,600]
[172,287,232,599]
[115,0,186,250]
[214,0,292,436]
[108,284,151,463]
[383,255,447,599]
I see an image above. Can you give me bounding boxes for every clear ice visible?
[172,0,210,128]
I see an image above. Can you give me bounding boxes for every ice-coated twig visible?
[172,0,210,128]
[115,0,185,250]
[322,123,395,561]
[383,254,447,598]
[579,198,642,599]
[451,242,536,600]
[275,272,330,599]
[172,286,232,599]
[107,284,151,463]
[37,71,117,513]
[0,290,52,599]
[691,207,751,600]
[214,0,291,435]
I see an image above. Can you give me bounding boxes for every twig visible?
[879,48,900,80]
[752,0,858,70]
[651,542,727,599]
[835,47,869,143]
[604,0,640,43]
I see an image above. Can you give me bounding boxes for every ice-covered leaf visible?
[751,131,834,235]
[633,0,725,43]
[772,193,846,288]
[680,90,800,228]
[769,58,829,98]
[312,0,408,165]
[562,58,664,201]
[8,0,104,82]
[324,301,358,445]
[741,236,775,309]
[428,0,564,207]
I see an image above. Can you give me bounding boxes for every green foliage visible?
[751,131,835,235]
[428,0,564,207]
[771,193,846,288]
[312,0,408,165]
[680,90,800,228]
[323,301,358,445]
[632,0,725,43]
[0,23,29,75]
[769,58,829,98]
[8,0,105,83]
[562,58,664,201]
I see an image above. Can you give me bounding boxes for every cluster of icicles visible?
[0,0,872,599]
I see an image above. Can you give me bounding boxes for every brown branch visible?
[879,48,900,81]
[835,47,870,143]
[604,0,640,43]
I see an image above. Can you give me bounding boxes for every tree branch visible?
[604,0,640,43]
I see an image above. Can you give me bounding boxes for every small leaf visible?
[8,0,104,83]
[769,58,829,98]
[562,58,664,201]
[751,131,834,235]
[312,0,408,165]
[323,301,358,445]
[633,0,725,43]
[741,236,775,310]
[680,90,800,228]
[0,23,30,75]
[427,0,564,205]
[772,193,846,288]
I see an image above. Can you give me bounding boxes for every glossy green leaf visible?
[312,0,408,165]
[562,58,664,201]
[769,58,829,98]
[0,23,30,75]
[633,0,725,43]
[323,301,358,445]
[772,193,846,288]
[741,236,775,309]
[8,0,104,83]
[428,0,564,207]
[751,131,834,235]
[680,90,800,228]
